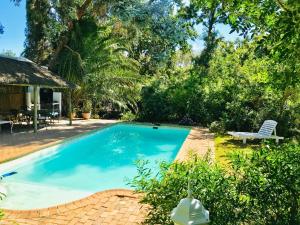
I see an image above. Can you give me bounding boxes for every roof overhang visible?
[0,56,76,89]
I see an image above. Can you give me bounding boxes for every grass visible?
[214,135,260,168]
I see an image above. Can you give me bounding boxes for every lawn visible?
[214,135,260,167]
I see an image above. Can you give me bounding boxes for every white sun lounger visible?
[0,120,13,133]
[228,120,284,144]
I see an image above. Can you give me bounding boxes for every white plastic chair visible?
[228,120,284,144]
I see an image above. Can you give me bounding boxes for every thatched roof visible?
[0,55,74,88]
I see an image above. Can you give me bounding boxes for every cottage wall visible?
[0,86,26,112]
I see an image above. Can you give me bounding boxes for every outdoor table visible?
[0,120,13,133]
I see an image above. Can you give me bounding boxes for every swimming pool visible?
[0,123,190,209]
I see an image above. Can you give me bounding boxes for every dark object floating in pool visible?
[153,126,159,129]
[0,171,17,180]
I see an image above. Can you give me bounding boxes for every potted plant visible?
[82,100,92,120]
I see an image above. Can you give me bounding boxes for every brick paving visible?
[1,190,147,225]
[176,127,215,161]
[0,121,214,225]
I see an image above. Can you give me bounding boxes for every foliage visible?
[209,121,225,134]
[0,23,3,34]
[0,50,16,57]
[23,0,52,63]
[139,40,300,138]
[139,68,204,123]
[22,0,192,117]
[137,0,299,139]
[21,0,299,139]
[126,0,193,75]
[82,100,92,113]
[224,0,300,98]
[230,143,300,224]
[131,143,300,225]
[204,41,299,135]
[178,115,194,126]
[179,0,225,68]
[121,111,137,122]
[83,20,141,113]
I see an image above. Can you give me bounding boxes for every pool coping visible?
[0,122,214,213]
[2,189,139,216]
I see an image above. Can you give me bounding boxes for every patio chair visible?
[228,120,284,144]
[38,110,54,129]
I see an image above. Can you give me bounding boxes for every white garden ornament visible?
[171,181,209,225]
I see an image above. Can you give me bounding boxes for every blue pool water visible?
[0,124,190,209]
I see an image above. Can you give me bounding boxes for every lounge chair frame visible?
[228,120,284,144]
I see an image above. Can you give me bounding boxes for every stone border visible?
[2,189,147,225]
[176,127,215,161]
[3,189,136,217]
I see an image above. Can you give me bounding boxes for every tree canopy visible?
[21,0,299,138]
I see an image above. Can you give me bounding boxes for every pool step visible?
[0,181,92,210]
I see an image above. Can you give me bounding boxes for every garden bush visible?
[131,143,300,225]
[138,41,300,139]
[209,121,226,134]
[121,111,137,121]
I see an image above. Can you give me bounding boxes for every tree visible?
[83,20,141,113]
[0,49,17,57]
[221,0,300,136]
[180,0,226,68]
[126,0,193,75]
[47,0,139,72]
[224,0,300,88]
[22,0,192,116]
[23,0,52,63]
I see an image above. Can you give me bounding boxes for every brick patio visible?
[1,189,147,225]
[0,120,214,225]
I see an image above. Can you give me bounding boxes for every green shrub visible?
[131,143,300,225]
[138,41,300,139]
[209,121,226,134]
[121,111,137,121]
[91,114,100,119]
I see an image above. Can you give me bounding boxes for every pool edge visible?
[1,188,138,214]
[0,124,212,211]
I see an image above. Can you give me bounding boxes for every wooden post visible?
[68,90,72,126]
[33,85,38,133]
